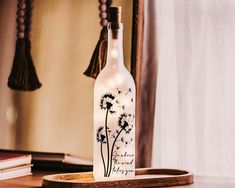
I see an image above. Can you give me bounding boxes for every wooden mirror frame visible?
[131,0,156,168]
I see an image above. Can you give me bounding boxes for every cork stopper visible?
[109,7,121,23]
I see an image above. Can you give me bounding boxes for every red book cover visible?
[0,154,25,161]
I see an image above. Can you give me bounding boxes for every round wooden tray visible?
[42,168,193,188]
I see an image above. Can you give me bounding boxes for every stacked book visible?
[0,153,32,180]
[0,149,93,173]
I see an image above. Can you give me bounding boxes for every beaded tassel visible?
[8,0,41,91]
[84,0,112,79]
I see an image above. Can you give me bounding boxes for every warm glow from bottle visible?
[111,40,119,58]
[114,73,124,85]
[111,48,118,58]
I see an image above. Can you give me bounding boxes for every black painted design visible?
[100,93,118,176]
[107,113,134,176]
[118,113,134,134]
[100,93,117,113]
[117,88,122,94]
[96,126,106,143]
[96,89,134,177]
[125,88,132,95]
[96,126,107,176]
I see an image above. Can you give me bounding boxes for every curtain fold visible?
[152,0,235,177]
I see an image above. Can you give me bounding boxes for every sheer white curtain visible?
[151,0,235,177]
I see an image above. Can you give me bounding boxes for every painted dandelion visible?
[99,93,118,177]
[96,126,107,176]
[96,90,135,178]
[100,93,117,113]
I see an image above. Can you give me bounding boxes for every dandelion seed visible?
[117,88,122,94]
[125,88,132,95]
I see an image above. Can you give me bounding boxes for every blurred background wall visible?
[0,0,133,160]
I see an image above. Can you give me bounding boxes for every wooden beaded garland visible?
[15,0,34,39]
[16,0,26,39]
[8,0,41,91]
[84,0,113,78]
[99,0,112,27]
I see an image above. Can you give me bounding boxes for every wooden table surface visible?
[1,171,235,188]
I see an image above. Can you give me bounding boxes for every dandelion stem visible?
[107,128,124,177]
[100,142,107,176]
[105,108,110,176]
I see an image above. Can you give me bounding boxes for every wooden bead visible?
[99,12,107,19]
[99,0,107,4]
[100,19,108,27]
[17,17,25,24]
[17,32,25,39]
[18,2,26,9]
[99,4,107,12]
[17,10,25,17]
[17,24,25,32]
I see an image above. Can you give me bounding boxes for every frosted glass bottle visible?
[93,7,135,181]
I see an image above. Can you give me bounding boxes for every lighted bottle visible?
[93,7,135,180]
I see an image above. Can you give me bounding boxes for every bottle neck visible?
[105,23,124,69]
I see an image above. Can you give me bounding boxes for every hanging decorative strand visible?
[83,0,112,79]
[8,0,41,91]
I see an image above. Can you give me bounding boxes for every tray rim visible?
[42,167,193,183]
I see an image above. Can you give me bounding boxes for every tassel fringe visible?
[84,27,108,79]
[8,39,41,91]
